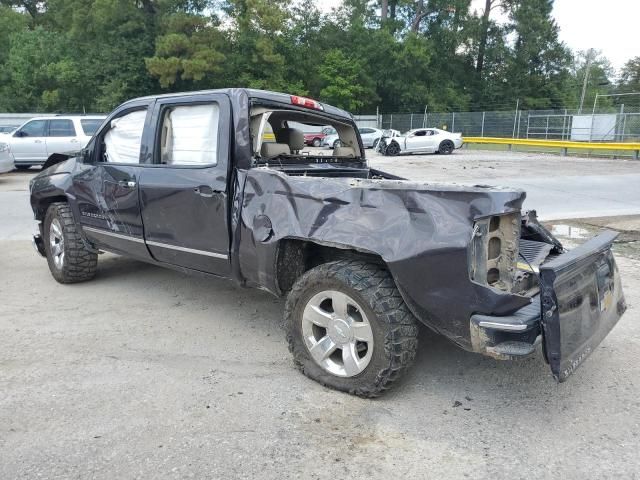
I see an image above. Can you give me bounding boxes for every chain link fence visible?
[364,108,640,143]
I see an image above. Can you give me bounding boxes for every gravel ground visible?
[1,151,639,479]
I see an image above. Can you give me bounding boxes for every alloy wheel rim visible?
[301,290,374,377]
[49,218,65,269]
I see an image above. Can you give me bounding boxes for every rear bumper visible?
[470,296,542,359]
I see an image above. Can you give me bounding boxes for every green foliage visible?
[0,0,625,114]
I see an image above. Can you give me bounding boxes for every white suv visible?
[0,115,105,170]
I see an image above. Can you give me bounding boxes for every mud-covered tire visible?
[285,260,419,397]
[44,203,98,284]
[438,140,454,154]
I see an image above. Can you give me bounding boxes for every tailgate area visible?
[539,230,626,381]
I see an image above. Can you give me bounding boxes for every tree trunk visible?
[381,0,388,21]
[411,0,428,32]
[475,0,493,74]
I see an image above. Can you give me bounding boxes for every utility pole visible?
[578,49,595,114]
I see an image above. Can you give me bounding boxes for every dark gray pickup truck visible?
[29,89,626,397]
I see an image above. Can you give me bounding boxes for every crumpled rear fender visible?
[235,167,531,349]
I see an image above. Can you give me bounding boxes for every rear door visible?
[45,118,80,156]
[138,93,231,276]
[539,231,626,381]
[10,119,48,163]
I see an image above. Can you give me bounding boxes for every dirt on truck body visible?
[29,88,626,396]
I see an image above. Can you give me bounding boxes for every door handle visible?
[34,140,42,143]
[194,186,219,198]
[70,139,79,143]
[118,180,136,188]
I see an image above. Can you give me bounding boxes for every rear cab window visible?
[250,105,363,164]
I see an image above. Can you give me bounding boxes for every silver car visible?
[0,115,105,170]
[323,127,384,149]
[378,128,463,156]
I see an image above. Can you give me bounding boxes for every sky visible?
[316,0,640,73]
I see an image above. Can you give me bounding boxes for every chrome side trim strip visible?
[145,240,228,260]
[83,226,145,243]
[477,321,528,332]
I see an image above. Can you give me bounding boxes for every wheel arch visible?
[274,238,386,295]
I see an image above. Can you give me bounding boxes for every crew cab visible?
[29,89,626,397]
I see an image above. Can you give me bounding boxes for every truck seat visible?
[261,142,290,158]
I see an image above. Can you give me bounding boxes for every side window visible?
[359,128,372,134]
[80,119,103,136]
[425,130,435,136]
[48,119,76,137]
[159,103,219,166]
[103,109,147,164]
[413,130,427,137]
[17,120,47,137]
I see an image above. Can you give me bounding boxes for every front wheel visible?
[385,141,400,156]
[285,260,419,397]
[44,203,98,284]
[332,139,342,149]
[438,140,454,155]
[312,138,321,147]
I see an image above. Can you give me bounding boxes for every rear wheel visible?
[372,138,380,149]
[285,260,419,397]
[385,141,400,156]
[438,140,454,155]
[312,138,321,147]
[44,203,98,284]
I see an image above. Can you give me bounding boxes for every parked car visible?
[0,143,15,173]
[379,127,463,155]
[29,89,626,397]
[323,127,383,149]
[0,125,17,134]
[1,115,105,169]
[303,127,334,147]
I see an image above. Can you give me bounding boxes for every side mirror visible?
[13,130,25,137]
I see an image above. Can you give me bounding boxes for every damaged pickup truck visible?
[29,89,626,397]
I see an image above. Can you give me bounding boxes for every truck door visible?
[138,94,231,276]
[73,104,153,259]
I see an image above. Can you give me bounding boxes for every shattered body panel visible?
[236,167,530,349]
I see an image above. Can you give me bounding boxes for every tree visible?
[318,49,377,112]
[619,57,640,93]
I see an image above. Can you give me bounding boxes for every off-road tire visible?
[438,140,454,155]
[44,203,98,284]
[285,260,419,397]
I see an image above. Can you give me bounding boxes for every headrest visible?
[333,146,356,157]
[277,128,305,152]
[260,142,290,158]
